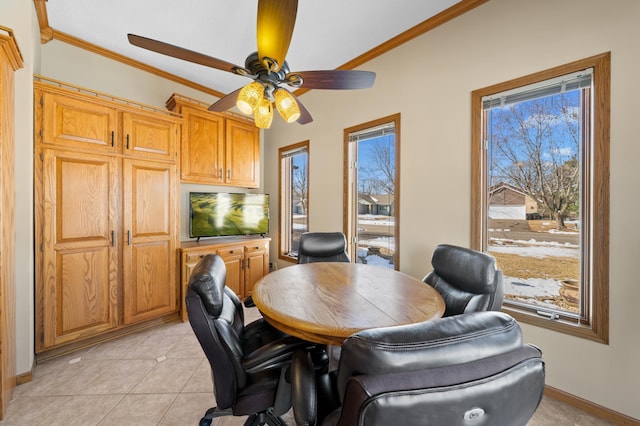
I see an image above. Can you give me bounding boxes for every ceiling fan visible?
[128,0,376,128]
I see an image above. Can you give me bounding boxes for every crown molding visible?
[0,26,24,70]
[52,29,226,99]
[31,0,489,100]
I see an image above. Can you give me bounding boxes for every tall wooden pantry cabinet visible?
[34,78,181,355]
[0,26,23,420]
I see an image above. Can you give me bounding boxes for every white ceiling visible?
[45,0,461,96]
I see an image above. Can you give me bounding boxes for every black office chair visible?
[186,254,316,426]
[423,244,504,316]
[291,311,545,426]
[297,232,350,264]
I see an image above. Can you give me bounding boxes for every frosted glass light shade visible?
[254,98,274,129]
[236,81,264,115]
[274,89,301,123]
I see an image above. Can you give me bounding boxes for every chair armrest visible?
[244,318,285,340]
[243,335,312,374]
[291,348,317,426]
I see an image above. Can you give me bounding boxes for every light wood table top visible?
[252,263,445,346]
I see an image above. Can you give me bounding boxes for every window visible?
[344,114,400,269]
[279,141,309,261]
[471,53,610,343]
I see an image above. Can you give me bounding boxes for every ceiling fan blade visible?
[208,88,242,112]
[257,0,298,72]
[128,34,245,75]
[291,93,313,125]
[287,70,376,90]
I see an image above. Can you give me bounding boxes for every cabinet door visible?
[217,246,244,297]
[122,159,177,324]
[180,107,225,184]
[225,117,260,188]
[38,149,119,350]
[122,111,178,161]
[244,244,269,296]
[40,91,118,153]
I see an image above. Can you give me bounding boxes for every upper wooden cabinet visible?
[179,105,225,184]
[167,94,261,188]
[41,90,119,153]
[225,117,260,188]
[122,111,178,161]
[38,82,179,161]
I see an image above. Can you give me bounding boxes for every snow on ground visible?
[489,239,579,308]
[490,238,578,258]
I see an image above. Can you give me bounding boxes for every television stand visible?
[178,237,271,321]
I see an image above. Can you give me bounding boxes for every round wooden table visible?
[252,262,445,346]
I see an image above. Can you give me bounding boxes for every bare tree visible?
[358,138,395,195]
[489,93,580,228]
[292,162,308,214]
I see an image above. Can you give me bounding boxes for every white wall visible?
[264,0,640,419]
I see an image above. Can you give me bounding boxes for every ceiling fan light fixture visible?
[236,81,264,115]
[254,97,274,129]
[274,88,300,123]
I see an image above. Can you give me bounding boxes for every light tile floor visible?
[0,306,615,425]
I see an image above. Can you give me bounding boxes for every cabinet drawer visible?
[217,246,244,257]
[186,252,210,263]
[245,242,268,254]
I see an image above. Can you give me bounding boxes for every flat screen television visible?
[189,192,270,239]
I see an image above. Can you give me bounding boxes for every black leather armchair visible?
[297,232,350,264]
[186,254,316,426]
[291,311,545,426]
[423,244,504,316]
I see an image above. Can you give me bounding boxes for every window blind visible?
[482,68,593,110]
[349,122,395,143]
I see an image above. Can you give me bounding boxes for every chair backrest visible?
[185,254,248,409]
[423,244,504,316]
[330,312,544,426]
[297,232,350,264]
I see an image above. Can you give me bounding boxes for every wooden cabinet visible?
[40,90,178,160]
[179,238,270,321]
[178,105,225,184]
[41,90,119,153]
[167,94,260,188]
[0,28,23,418]
[34,80,181,353]
[122,111,178,161]
[122,159,177,324]
[39,149,120,348]
[225,117,260,188]
[244,242,270,297]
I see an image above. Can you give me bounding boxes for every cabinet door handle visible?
[111,131,114,147]
[227,169,231,179]
[247,258,250,269]
[127,230,131,245]
[111,230,115,246]
[126,134,130,149]
[219,168,222,179]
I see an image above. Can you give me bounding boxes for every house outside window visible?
[279,141,309,261]
[471,53,610,343]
